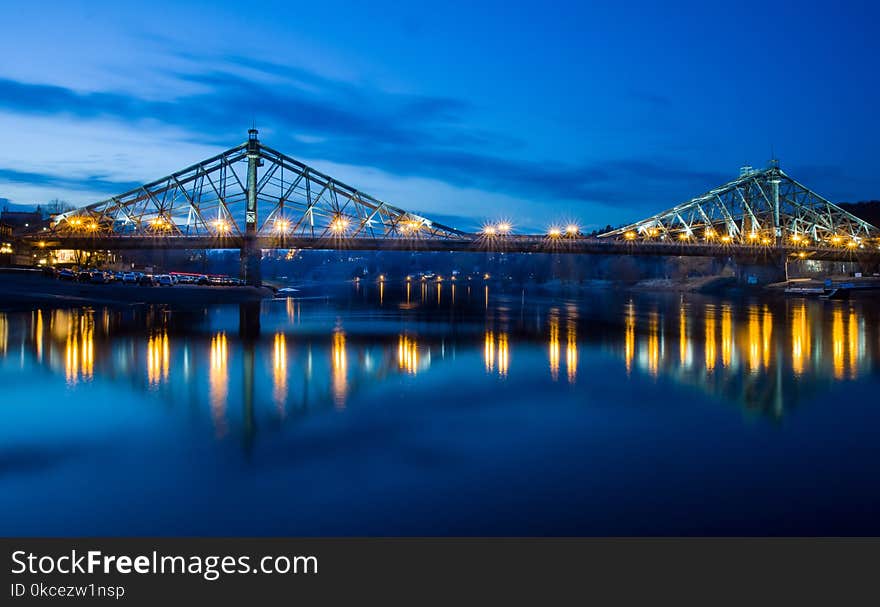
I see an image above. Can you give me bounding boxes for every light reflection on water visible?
[2,288,877,423]
[2,282,880,535]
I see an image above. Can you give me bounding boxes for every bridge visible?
[21,130,880,285]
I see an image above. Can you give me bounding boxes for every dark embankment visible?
[0,270,273,309]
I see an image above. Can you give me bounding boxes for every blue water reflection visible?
[1,283,879,535]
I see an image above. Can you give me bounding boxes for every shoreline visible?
[0,270,274,309]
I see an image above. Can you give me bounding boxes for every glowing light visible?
[0,313,6,356]
[34,310,43,362]
[791,302,809,376]
[86,222,98,231]
[566,224,580,236]
[496,222,512,234]
[721,305,733,368]
[705,305,716,372]
[400,219,422,233]
[483,273,490,280]
[832,307,844,379]
[748,232,758,240]
[720,235,732,243]
[704,228,716,239]
[747,306,761,373]
[848,309,860,379]
[64,311,94,384]
[273,332,287,414]
[761,237,772,245]
[762,306,772,369]
[209,332,228,437]
[497,333,509,378]
[623,231,637,241]
[830,235,843,245]
[678,233,689,240]
[213,219,230,234]
[483,225,497,236]
[548,227,562,238]
[846,240,858,248]
[548,310,560,381]
[679,303,690,367]
[565,316,577,384]
[790,233,802,243]
[275,219,289,232]
[647,311,659,377]
[332,328,347,408]
[624,301,635,375]
[330,217,350,234]
[484,331,495,373]
[398,335,420,374]
[147,331,170,387]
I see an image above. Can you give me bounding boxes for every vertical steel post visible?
[770,160,781,243]
[241,128,262,286]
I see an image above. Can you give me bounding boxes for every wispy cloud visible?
[0,166,140,194]
[0,59,727,214]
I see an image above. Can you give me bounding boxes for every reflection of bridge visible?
[2,291,877,438]
[21,131,880,284]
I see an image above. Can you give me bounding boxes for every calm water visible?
[2,282,880,536]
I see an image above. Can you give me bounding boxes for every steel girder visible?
[49,136,467,242]
[600,164,880,249]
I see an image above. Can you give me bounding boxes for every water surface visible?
[1,282,879,535]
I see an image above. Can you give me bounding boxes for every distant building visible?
[0,222,12,264]
[0,209,47,233]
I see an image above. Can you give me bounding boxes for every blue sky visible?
[0,0,877,231]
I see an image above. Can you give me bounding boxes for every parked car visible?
[77,269,92,282]
[58,268,76,281]
[157,274,174,287]
[89,270,109,284]
[122,272,138,285]
[138,274,155,286]
[196,275,209,285]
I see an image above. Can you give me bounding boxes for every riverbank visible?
[0,270,274,309]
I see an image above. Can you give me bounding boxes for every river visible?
[1,282,879,535]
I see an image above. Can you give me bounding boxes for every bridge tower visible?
[240,128,263,286]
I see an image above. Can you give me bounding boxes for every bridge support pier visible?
[733,253,787,286]
[239,235,262,287]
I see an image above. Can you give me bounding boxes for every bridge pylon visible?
[600,162,879,250]
[43,129,469,276]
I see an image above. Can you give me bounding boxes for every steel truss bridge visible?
[22,131,880,283]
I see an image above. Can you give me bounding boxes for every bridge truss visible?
[600,162,880,250]
[50,131,466,242]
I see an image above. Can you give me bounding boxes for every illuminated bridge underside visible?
[601,164,880,252]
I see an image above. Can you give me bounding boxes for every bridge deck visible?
[21,234,880,262]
